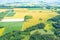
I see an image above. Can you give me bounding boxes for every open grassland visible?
[0,22,23,36]
[0,8,59,31]
[20,8,59,31]
[0,8,60,40]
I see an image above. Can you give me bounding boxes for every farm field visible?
[0,22,23,36]
[0,7,60,40]
[0,0,60,39]
[1,8,59,31]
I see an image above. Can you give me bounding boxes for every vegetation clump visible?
[24,23,45,32]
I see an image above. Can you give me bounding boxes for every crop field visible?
[0,22,23,35]
[21,9,59,31]
[0,7,60,40]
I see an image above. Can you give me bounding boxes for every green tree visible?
[24,15,32,22]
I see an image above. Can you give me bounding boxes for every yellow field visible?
[0,8,59,31]
[4,8,29,18]
[16,8,58,31]
[0,28,5,36]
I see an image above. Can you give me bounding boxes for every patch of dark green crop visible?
[6,10,15,17]
[0,12,7,20]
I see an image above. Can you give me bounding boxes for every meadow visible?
[0,7,60,40]
[0,22,23,36]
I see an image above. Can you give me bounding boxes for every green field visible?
[0,7,60,40]
[0,22,23,34]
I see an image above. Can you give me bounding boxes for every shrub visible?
[47,15,60,22]
[54,29,60,37]
[52,21,60,29]
[24,25,38,32]
[29,32,55,40]
[24,15,32,21]
[56,11,60,14]
[37,23,45,29]
[24,23,45,32]
[41,34,56,40]
[0,31,26,40]
[29,33,42,40]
